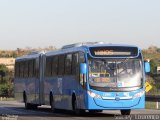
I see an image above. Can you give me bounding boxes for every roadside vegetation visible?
[0,64,13,98]
[143,46,160,95]
[0,46,56,58]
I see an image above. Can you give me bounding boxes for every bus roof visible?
[46,43,140,57]
[15,42,141,60]
[16,51,45,61]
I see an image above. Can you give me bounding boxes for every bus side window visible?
[28,60,31,78]
[32,60,34,77]
[45,57,52,77]
[49,57,52,77]
[29,60,34,78]
[24,61,28,78]
[72,53,78,75]
[20,61,24,78]
[52,56,58,76]
[58,55,65,76]
[33,59,36,78]
[15,62,20,78]
[65,54,72,75]
[45,57,49,77]
[35,58,40,78]
[79,52,85,63]
[77,52,85,82]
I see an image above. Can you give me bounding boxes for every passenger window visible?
[72,53,78,75]
[15,62,20,78]
[20,62,24,78]
[33,59,36,77]
[58,55,65,75]
[52,56,58,76]
[46,57,52,77]
[35,58,40,78]
[79,52,85,63]
[24,61,28,78]
[29,60,34,77]
[65,54,72,75]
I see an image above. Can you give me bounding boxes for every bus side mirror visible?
[144,61,150,73]
[80,63,87,74]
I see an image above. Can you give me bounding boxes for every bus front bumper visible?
[87,95,145,110]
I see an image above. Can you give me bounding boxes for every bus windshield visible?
[88,58,143,89]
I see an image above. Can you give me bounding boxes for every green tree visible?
[150,59,157,75]
[0,64,9,83]
[0,84,8,97]
[157,48,160,53]
[0,64,14,97]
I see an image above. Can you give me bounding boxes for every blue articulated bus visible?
[14,42,150,115]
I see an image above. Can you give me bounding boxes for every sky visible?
[0,0,160,50]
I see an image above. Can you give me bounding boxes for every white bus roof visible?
[16,42,140,59]
[46,43,140,57]
[16,51,45,61]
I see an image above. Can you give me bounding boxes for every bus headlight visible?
[88,91,101,99]
[133,91,144,99]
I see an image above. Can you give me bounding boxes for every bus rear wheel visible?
[25,103,37,109]
[120,110,131,115]
[24,94,31,109]
[51,99,56,112]
[50,94,56,113]
[24,93,37,109]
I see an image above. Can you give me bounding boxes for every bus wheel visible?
[120,110,131,115]
[32,104,38,109]
[24,94,31,109]
[73,99,79,115]
[73,99,84,115]
[50,95,56,112]
[23,93,38,109]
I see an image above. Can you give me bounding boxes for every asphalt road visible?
[0,101,160,120]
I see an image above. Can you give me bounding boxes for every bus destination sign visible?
[94,50,113,55]
[89,46,138,57]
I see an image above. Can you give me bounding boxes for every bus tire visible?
[23,93,31,109]
[50,94,56,113]
[120,110,131,115]
[32,104,38,109]
[23,92,37,109]
[72,96,85,115]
